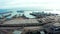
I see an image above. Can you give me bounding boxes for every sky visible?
[0,0,60,9]
[0,0,60,18]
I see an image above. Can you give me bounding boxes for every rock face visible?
[0,16,6,24]
[37,16,60,24]
[42,23,60,34]
[1,15,60,34]
[2,19,39,25]
[1,15,60,24]
[0,15,60,27]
